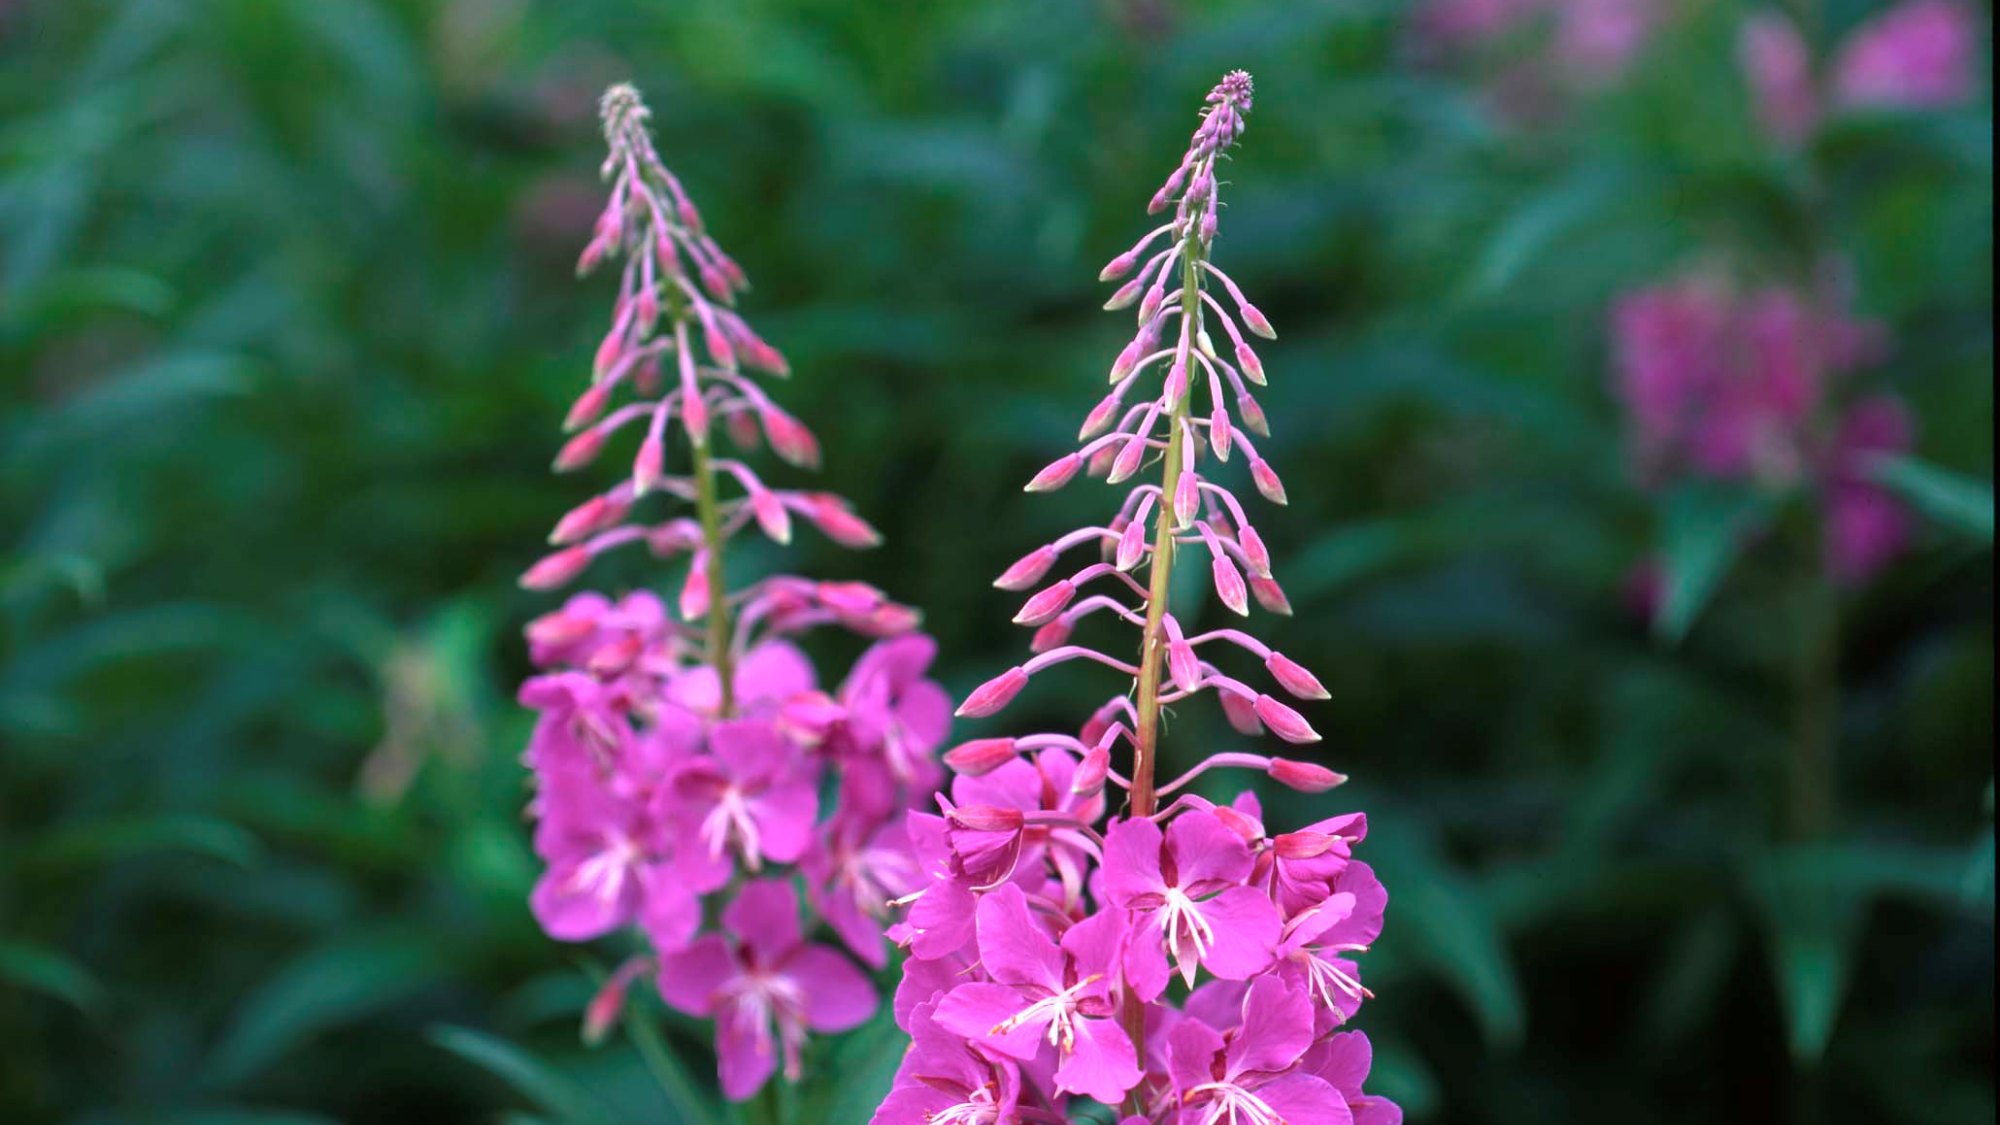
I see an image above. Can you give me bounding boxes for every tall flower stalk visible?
[875,72,1401,1125]
[517,84,951,1103]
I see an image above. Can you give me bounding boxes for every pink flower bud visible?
[634,352,663,396]
[1212,556,1249,616]
[1167,634,1201,693]
[1073,745,1111,797]
[1164,357,1189,411]
[1254,694,1321,743]
[1029,616,1074,653]
[1211,400,1233,460]
[1198,209,1218,243]
[1173,471,1200,529]
[1249,575,1293,616]
[551,494,622,545]
[682,388,710,445]
[725,410,762,452]
[1274,830,1339,860]
[956,666,1030,718]
[679,552,711,621]
[1238,395,1270,440]
[1219,688,1265,735]
[521,546,591,590]
[1099,249,1141,282]
[593,331,625,379]
[1107,435,1147,484]
[1211,804,1264,842]
[525,609,597,650]
[1268,758,1346,792]
[1103,277,1143,311]
[1249,459,1288,505]
[1265,652,1330,700]
[944,737,1019,776]
[762,408,822,468]
[1237,523,1272,578]
[949,805,1026,833]
[1079,392,1124,440]
[1026,453,1083,492]
[1234,340,1266,385]
[1240,303,1276,340]
[1110,337,1145,383]
[564,380,616,432]
[582,961,644,1047]
[804,494,882,548]
[553,426,609,472]
[1115,518,1149,571]
[995,545,1059,591]
[1138,283,1165,324]
[587,631,644,678]
[632,429,667,493]
[751,489,792,544]
[1013,580,1077,627]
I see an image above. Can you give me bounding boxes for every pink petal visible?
[715,1004,779,1101]
[934,981,1048,1061]
[529,857,635,941]
[750,779,820,864]
[1164,809,1255,891]
[1227,974,1314,1077]
[636,863,702,952]
[1052,1016,1142,1104]
[975,884,1065,991]
[1195,886,1281,980]
[723,878,802,962]
[656,936,737,1017]
[1121,916,1172,1003]
[1259,1073,1355,1125]
[790,944,879,1032]
[1101,816,1168,906]
[1165,1018,1226,1098]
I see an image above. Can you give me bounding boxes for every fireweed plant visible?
[516,85,952,1102]
[874,73,1402,1125]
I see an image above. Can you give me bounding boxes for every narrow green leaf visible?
[428,1025,616,1125]
[1867,455,1994,543]
[623,1001,723,1125]
[18,815,262,872]
[0,940,106,1016]
[208,934,443,1086]
[1656,483,1772,642]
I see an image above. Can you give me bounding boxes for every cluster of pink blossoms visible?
[518,85,950,1101]
[1740,0,1980,147]
[873,73,1401,1125]
[1611,273,1915,585]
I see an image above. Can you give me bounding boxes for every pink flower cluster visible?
[1611,274,1916,584]
[518,84,951,1101]
[873,72,1401,1124]
[1411,0,1663,117]
[1740,0,1980,146]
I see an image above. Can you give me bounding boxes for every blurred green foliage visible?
[1,0,1990,1122]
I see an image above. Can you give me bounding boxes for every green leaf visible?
[813,1004,910,1125]
[207,933,446,1086]
[0,940,107,1016]
[1371,820,1526,1049]
[1747,849,1869,1063]
[1655,483,1773,643]
[17,815,263,873]
[623,999,723,1125]
[1867,455,1995,543]
[428,1025,616,1125]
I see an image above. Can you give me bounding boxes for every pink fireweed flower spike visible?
[517,84,948,1104]
[874,72,1398,1124]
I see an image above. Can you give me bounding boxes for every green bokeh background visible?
[2,1,1991,1122]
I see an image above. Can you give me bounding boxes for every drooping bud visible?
[678,550,711,621]
[1115,516,1149,572]
[995,545,1059,591]
[943,738,1020,776]
[1249,574,1293,616]
[564,380,616,432]
[1029,616,1074,653]
[1240,303,1276,340]
[1013,580,1077,627]
[1234,341,1266,385]
[750,488,793,544]
[553,426,610,472]
[1249,458,1288,505]
[1265,652,1330,699]
[1254,694,1321,743]
[1212,555,1250,617]
[761,407,821,469]
[1103,277,1144,311]
[1072,744,1110,797]
[1107,435,1148,485]
[1026,453,1084,492]
[1173,470,1201,529]
[1238,523,1273,578]
[956,666,1030,718]
[1268,758,1346,792]
[521,546,593,591]
[1218,688,1265,735]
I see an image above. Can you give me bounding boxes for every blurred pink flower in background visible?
[1610,273,1917,585]
[1739,0,1979,145]
[1836,0,1981,109]
[1413,0,1665,114]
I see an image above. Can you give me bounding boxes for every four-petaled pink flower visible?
[1166,975,1353,1125]
[1103,810,1282,1000]
[935,884,1142,1104]
[873,998,1026,1125]
[670,719,820,888]
[658,879,878,1100]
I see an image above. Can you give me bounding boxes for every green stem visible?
[675,315,735,719]
[1120,222,1205,1111]
[1789,531,1837,841]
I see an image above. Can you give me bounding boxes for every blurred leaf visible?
[1636,908,1739,1048]
[1867,455,1995,544]
[207,933,447,1086]
[622,999,722,1125]
[1746,849,1867,1063]
[1372,819,1526,1049]
[18,814,262,873]
[428,1025,616,1125]
[1464,164,1637,298]
[0,940,106,1017]
[812,1004,908,1125]
[1655,483,1772,642]
[1365,1037,1441,1119]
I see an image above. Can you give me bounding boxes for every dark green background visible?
[2,1,1991,1122]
